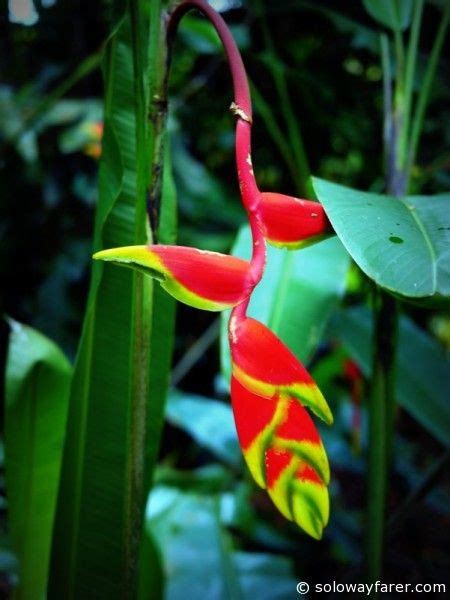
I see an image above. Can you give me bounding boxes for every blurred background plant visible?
[1,0,449,598]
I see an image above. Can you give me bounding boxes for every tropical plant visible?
[2,0,449,598]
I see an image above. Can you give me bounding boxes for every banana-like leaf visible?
[312,177,450,306]
[4,319,71,600]
[49,8,174,598]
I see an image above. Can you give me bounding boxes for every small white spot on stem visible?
[229,102,252,123]
[229,316,239,343]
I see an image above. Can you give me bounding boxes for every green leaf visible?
[4,320,71,600]
[221,226,350,379]
[49,9,174,598]
[312,177,450,303]
[362,0,413,31]
[166,391,241,466]
[146,487,297,600]
[328,305,450,447]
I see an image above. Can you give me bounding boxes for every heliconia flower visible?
[259,192,331,249]
[229,316,333,425]
[93,244,254,311]
[231,375,330,539]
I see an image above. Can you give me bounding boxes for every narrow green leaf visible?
[4,320,71,600]
[49,8,173,597]
[328,305,450,447]
[221,227,350,379]
[312,177,450,303]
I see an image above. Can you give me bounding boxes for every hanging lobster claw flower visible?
[229,316,333,424]
[259,192,332,249]
[229,318,332,539]
[93,244,254,311]
[231,375,330,539]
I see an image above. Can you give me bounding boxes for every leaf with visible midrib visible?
[5,320,71,600]
[312,177,450,304]
[49,10,175,599]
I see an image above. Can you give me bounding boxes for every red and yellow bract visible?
[93,244,254,311]
[260,192,331,249]
[231,375,329,539]
[229,316,331,538]
[229,316,333,425]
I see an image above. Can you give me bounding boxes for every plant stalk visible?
[408,1,450,183]
[127,1,168,595]
[366,288,398,583]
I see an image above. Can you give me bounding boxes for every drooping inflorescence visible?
[93,0,333,539]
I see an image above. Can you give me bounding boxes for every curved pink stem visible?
[167,0,252,120]
[167,0,266,321]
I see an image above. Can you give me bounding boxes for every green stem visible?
[147,1,170,238]
[390,25,407,194]
[126,2,154,596]
[400,0,423,170]
[366,289,398,585]
[380,34,393,191]
[366,26,401,586]
[408,2,450,182]
[127,1,171,595]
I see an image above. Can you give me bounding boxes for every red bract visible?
[230,375,329,539]
[93,244,254,311]
[229,316,333,425]
[260,192,331,249]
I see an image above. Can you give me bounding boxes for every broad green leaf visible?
[312,177,450,303]
[49,7,174,598]
[362,0,413,31]
[166,391,240,466]
[146,487,297,600]
[4,320,71,600]
[221,227,350,380]
[328,306,450,447]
